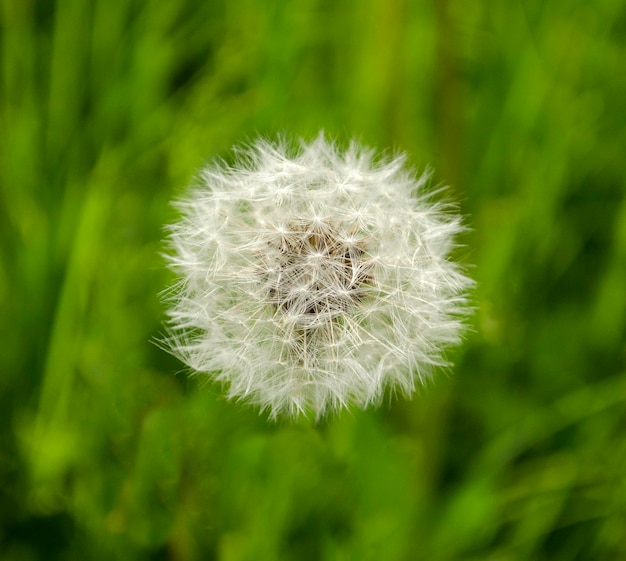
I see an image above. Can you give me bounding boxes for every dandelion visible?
[163,134,472,419]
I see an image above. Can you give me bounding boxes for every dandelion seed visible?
[163,134,473,419]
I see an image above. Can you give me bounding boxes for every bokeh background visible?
[1,0,625,559]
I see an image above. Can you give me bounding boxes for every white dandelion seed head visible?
[163,134,473,419]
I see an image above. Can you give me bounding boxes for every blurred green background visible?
[1,0,625,559]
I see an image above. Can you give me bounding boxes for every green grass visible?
[1,0,625,559]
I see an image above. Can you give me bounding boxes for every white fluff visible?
[163,135,473,419]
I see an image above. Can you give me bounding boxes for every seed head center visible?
[264,222,371,328]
